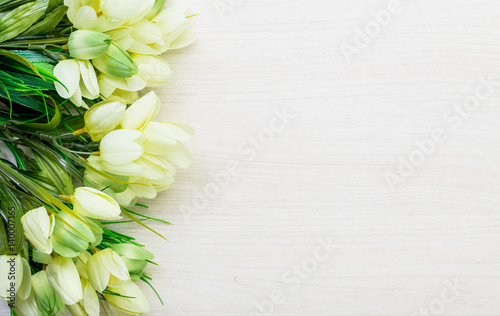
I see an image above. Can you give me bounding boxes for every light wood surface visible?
[4,0,500,315]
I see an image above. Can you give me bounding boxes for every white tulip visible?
[132,54,172,87]
[53,59,99,108]
[72,187,122,220]
[0,254,31,301]
[120,91,160,131]
[67,278,100,316]
[20,206,55,254]
[46,256,83,305]
[100,129,145,177]
[86,248,130,292]
[152,5,196,50]
[142,121,194,168]
[127,19,167,54]
[104,281,150,316]
[84,97,127,141]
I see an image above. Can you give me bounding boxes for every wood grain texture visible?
[4,0,500,315]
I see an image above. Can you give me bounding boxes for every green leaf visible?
[10,49,55,64]
[33,148,73,195]
[0,49,43,78]
[0,0,34,13]
[0,0,49,43]
[21,5,67,36]
[0,89,46,112]
[3,71,54,90]
[44,0,61,13]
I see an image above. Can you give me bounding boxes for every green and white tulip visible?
[68,30,112,60]
[92,42,138,78]
[111,244,154,279]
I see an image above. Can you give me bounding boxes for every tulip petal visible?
[161,142,192,169]
[100,0,147,21]
[17,258,31,300]
[73,6,98,30]
[153,6,188,34]
[87,254,111,293]
[100,73,146,92]
[54,59,80,99]
[170,29,197,50]
[130,20,164,45]
[78,60,99,99]
[121,91,160,131]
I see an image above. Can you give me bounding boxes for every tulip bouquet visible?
[0,0,195,315]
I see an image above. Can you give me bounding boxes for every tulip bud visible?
[50,211,99,258]
[67,278,100,316]
[92,42,138,78]
[111,244,154,279]
[20,207,55,254]
[68,30,112,60]
[72,187,121,220]
[86,248,130,292]
[46,256,83,305]
[104,281,150,315]
[120,91,160,131]
[84,97,127,141]
[0,254,31,301]
[132,54,172,87]
[31,271,63,316]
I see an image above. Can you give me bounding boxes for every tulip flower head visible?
[103,281,150,316]
[31,271,63,316]
[0,254,31,301]
[86,248,130,292]
[132,54,172,87]
[72,187,122,220]
[84,97,127,141]
[53,59,99,108]
[92,42,138,78]
[111,243,154,279]
[20,206,55,254]
[46,256,83,305]
[50,211,102,258]
[68,30,112,60]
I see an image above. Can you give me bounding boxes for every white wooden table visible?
[4,0,500,315]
